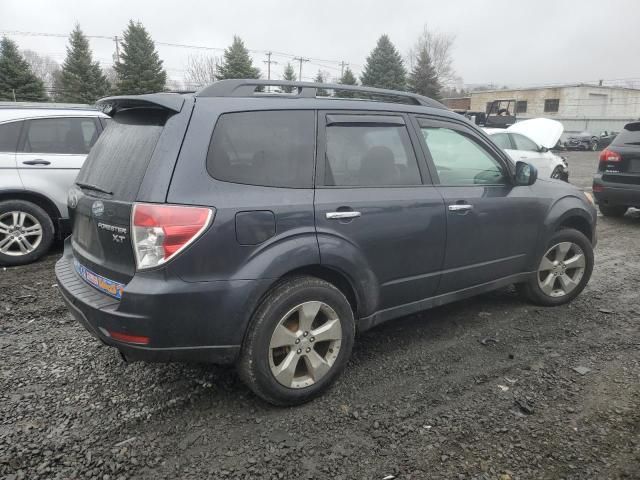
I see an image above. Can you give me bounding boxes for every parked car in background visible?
[592,121,640,216]
[596,130,618,150]
[485,118,569,181]
[0,104,108,266]
[561,131,599,151]
[56,80,596,406]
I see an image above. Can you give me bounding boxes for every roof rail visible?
[196,79,445,109]
[0,101,96,110]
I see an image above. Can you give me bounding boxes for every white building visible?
[469,84,640,133]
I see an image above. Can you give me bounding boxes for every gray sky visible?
[1,0,639,89]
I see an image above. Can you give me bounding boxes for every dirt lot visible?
[1,151,638,480]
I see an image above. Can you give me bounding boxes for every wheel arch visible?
[0,190,61,230]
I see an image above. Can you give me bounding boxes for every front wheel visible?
[237,276,355,406]
[0,200,54,266]
[518,229,594,306]
[550,166,569,182]
[591,141,599,151]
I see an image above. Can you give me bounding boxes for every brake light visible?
[592,183,604,193]
[132,203,214,270]
[599,149,621,163]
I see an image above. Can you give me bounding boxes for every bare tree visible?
[22,49,60,89]
[408,25,461,87]
[184,54,219,88]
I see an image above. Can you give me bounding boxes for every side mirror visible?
[515,161,538,186]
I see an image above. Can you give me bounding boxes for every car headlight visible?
[583,191,595,206]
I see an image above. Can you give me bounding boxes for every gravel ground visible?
[1,151,639,480]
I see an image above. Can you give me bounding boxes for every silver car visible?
[0,104,108,266]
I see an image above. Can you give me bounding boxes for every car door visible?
[0,120,24,192]
[314,111,447,312]
[16,116,101,219]
[510,133,552,178]
[414,116,541,294]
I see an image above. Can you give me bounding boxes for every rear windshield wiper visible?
[75,182,113,195]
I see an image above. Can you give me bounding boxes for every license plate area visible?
[74,260,125,299]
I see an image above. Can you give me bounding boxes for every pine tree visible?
[58,25,109,103]
[0,37,46,102]
[114,21,167,94]
[360,35,406,91]
[314,70,329,96]
[216,36,260,80]
[336,66,357,98]
[281,62,296,93]
[408,46,441,100]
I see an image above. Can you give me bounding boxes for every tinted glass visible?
[23,117,98,154]
[421,127,505,185]
[0,121,21,152]
[207,111,315,188]
[325,124,421,186]
[491,133,511,150]
[76,109,167,200]
[512,133,539,152]
[611,123,640,146]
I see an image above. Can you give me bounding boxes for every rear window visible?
[76,108,168,200]
[612,123,640,146]
[206,110,315,188]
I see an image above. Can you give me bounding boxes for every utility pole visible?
[293,56,310,82]
[263,52,278,80]
[113,35,120,63]
[339,61,349,78]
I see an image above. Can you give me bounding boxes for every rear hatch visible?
[69,95,191,290]
[599,122,640,186]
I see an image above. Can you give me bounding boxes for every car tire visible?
[0,200,54,267]
[237,276,355,406]
[518,228,594,307]
[591,141,599,151]
[598,204,628,217]
[550,166,569,182]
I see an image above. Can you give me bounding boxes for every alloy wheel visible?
[537,241,586,297]
[0,211,43,256]
[269,301,342,389]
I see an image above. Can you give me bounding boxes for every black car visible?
[562,131,599,151]
[55,80,597,405]
[592,121,640,216]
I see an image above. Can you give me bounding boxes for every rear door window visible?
[0,121,22,152]
[206,110,315,188]
[23,117,99,154]
[323,116,422,186]
[490,132,512,150]
[76,108,167,200]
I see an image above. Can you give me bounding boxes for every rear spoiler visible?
[96,93,185,116]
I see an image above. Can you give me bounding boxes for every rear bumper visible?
[593,176,640,207]
[55,239,270,364]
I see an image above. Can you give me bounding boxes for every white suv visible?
[0,105,108,266]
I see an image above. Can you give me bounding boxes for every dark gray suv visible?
[55,80,597,405]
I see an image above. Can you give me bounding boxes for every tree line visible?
[0,22,456,104]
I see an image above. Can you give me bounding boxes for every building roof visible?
[469,83,640,95]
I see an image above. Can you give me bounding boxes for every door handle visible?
[448,204,473,212]
[22,159,51,166]
[326,211,361,220]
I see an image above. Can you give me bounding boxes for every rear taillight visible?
[592,183,604,193]
[599,149,621,163]
[132,203,214,270]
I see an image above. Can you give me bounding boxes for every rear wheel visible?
[0,200,54,266]
[519,228,593,306]
[599,204,627,217]
[237,276,355,406]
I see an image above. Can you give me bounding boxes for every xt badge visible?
[97,222,127,243]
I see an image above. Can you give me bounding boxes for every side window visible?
[420,125,506,185]
[207,110,315,188]
[491,133,512,150]
[23,117,98,154]
[0,121,22,153]
[324,123,421,186]
[512,133,539,152]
